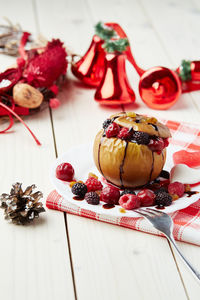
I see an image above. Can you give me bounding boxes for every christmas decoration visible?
[176,60,200,93]
[94,51,135,105]
[0,183,45,225]
[0,21,68,145]
[71,22,117,87]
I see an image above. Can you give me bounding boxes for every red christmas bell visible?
[139,67,181,110]
[71,35,105,87]
[105,23,182,110]
[94,52,135,105]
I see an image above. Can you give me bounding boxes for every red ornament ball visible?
[139,67,181,110]
[56,163,75,181]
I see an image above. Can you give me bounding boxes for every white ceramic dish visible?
[50,143,200,218]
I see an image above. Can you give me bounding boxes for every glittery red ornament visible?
[23,39,67,88]
[71,35,105,87]
[94,52,135,105]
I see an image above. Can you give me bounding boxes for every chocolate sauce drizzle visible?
[119,141,128,188]
[149,151,155,182]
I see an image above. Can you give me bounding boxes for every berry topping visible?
[56,162,75,181]
[72,182,87,197]
[132,131,150,145]
[117,127,132,140]
[106,122,120,138]
[103,119,112,130]
[119,194,140,210]
[154,187,168,194]
[100,186,120,205]
[168,182,185,198]
[137,189,155,207]
[85,177,103,192]
[159,170,170,179]
[163,138,169,147]
[85,192,100,205]
[155,192,172,207]
[148,137,165,154]
[120,189,136,196]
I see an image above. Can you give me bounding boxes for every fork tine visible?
[136,208,156,218]
[138,208,157,216]
[146,208,165,216]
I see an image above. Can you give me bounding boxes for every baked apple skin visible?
[93,129,166,188]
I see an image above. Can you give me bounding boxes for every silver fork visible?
[136,208,200,282]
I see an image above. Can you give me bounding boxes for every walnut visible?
[13,83,43,108]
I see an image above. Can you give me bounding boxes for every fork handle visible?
[167,235,200,282]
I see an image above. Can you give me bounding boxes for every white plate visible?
[50,143,200,218]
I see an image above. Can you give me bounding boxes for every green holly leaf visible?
[95,22,116,40]
[179,60,191,81]
[102,38,129,53]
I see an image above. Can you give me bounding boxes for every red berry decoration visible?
[100,186,120,204]
[56,162,75,181]
[168,182,185,198]
[119,194,140,210]
[137,189,155,207]
[85,177,103,192]
[148,137,165,154]
[106,122,120,138]
[117,127,131,140]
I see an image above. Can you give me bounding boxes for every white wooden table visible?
[0,0,200,299]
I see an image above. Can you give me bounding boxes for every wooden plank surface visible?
[0,1,75,300]
[0,0,200,299]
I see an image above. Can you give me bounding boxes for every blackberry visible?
[159,170,170,179]
[132,131,150,145]
[154,187,168,195]
[85,192,100,205]
[103,119,112,130]
[155,192,172,206]
[71,182,87,197]
[120,189,136,196]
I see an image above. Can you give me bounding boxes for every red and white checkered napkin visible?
[46,119,200,246]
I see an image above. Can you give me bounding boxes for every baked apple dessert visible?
[93,112,171,188]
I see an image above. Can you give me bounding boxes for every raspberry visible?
[85,192,100,205]
[119,194,140,210]
[120,189,136,196]
[132,131,150,145]
[106,122,120,138]
[100,186,120,204]
[163,138,169,147]
[148,137,164,154]
[168,182,185,197]
[72,182,87,197]
[155,192,172,206]
[56,162,74,181]
[85,177,103,192]
[137,189,155,207]
[103,119,112,129]
[117,127,132,140]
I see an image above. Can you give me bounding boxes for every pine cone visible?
[0,183,45,225]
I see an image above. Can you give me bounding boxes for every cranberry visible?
[56,162,75,181]
[148,137,164,154]
[100,186,120,204]
[137,189,155,206]
[106,122,120,138]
